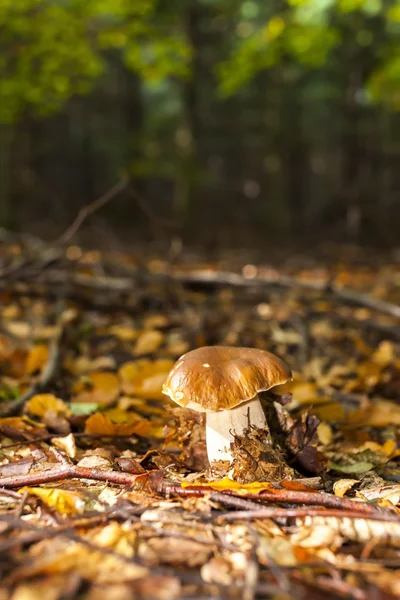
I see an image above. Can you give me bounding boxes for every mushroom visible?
[162,346,292,466]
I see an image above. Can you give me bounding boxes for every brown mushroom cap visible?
[162,346,292,412]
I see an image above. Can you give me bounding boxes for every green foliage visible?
[1,0,400,123]
[0,0,190,123]
[218,0,400,110]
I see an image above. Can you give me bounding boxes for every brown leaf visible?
[0,458,34,477]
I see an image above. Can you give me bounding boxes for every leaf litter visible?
[0,243,399,599]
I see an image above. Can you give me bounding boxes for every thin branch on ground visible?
[152,477,394,519]
[0,464,148,488]
[55,177,130,246]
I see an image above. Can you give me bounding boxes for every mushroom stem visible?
[205,394,267,465]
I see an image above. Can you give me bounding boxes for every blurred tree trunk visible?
[0,125,12,227]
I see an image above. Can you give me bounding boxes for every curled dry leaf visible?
[333,479,359,498]
[72,372,120,406]
[20,487,85,515]
[26,394,71,418]
[51,433,77,459]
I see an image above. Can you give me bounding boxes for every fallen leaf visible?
[119,359,174,400]
[333,479,359,498]
[317,422,333,445]
[133,331,163,356]
[51,434,77,459]
[84,412,152,437]
[26,344,49,374]
[26,394,71,418]
[0,458,34,477]
[181,477,273,495]
[372,341,395,366]
[20,487,85,515]
[73,372,120,406]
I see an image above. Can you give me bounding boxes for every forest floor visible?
[0,232,399,600]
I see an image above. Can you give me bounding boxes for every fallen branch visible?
[5,262,399,321]
[168,269,400,320]
[0,464,147,488]
[54,176,130,246]
[152,477,398,520]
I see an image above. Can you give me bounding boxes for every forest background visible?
[1,0,400,251]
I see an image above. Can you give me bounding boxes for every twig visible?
[151,477,393,519]
[0,304,77,417]
[0,464,148,488]
[169,270,400,320]
[54,177,129,246]
[6,264,398,320]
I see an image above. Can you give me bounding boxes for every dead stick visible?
[55,176,129,246]
[0,464,147,488]
[153,478,392,519]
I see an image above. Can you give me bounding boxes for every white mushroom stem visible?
[205,395,267,465]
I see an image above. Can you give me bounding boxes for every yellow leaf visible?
[20,487,85,515]
[345,400,400,428]
[333,479,358,498]
[26,344,49,374]
[26,394,71,418]
[133,330,163,356]
[73,372,120,405]
[119,359,174,400]
[317,422,333,445]
[181,477,273,495]
[372,341,394,366]
[84,412,152,437]
[143,315,168,329]
[109,325,138,341]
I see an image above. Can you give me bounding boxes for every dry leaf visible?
[26,394,71,418]
[333,479,359,498]
[84,412,152,437]
[51,434,77,459]
[20,487,85,515]
[26,345,49,374]
[119,359,174,400]
[133,331,163,356]
[317,422,333,445]
[73,372,120,406]
[181,477,273,495]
